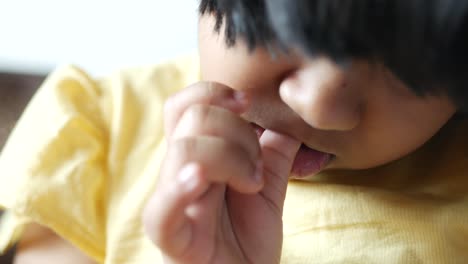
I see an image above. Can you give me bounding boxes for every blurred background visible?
[0,0,199,76]
[0,1,199,262]
[0,2,201,232]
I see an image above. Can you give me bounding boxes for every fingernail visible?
[178,163,200,191]
[253,160,264,184]
[224,91,249,113]
[233,90,249,106]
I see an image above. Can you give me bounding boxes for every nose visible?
[279,57,362,131]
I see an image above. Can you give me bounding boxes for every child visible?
[3,0,468,263]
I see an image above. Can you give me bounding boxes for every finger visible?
[258,130,301,215]
[143,163,210,258]
[181,184,226,262]
[173,104,260,165]
[161,136,263,193]
[164,82,249,137]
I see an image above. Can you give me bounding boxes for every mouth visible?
[251,123,334,178]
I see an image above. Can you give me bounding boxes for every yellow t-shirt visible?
[1,57,468,264]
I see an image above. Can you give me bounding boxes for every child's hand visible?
[143,82,301,264]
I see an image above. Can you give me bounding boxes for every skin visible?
[14,13,457,264]
[142,15,457,264]
[197,17,457,171]
[13,224,95,264]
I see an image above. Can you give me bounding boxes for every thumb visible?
[258,129,301,214]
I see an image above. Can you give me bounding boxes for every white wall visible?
[0,0,199,76]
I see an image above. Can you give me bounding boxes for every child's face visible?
[198,15,456,172]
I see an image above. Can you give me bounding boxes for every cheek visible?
[198,16,294,93]
[399,99,456,151]
[348,96,456,169]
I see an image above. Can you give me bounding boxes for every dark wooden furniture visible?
[0,72,46,264]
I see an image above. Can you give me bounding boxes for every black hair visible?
[199,0,468,112]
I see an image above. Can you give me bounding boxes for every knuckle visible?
[143,201,168,249]
[183,104,212,127]
[167,137,199,162]
[223,140,247,159]
[219,140,258,177]
[233,137,259,164]
[147,220,165,247]
[177,137,198,153]
[204,82,229,104]
[163,96,175,116]
[152,230,170,251]
[205,82,217,101]
[194,81,231,103]
[186,81,217,101]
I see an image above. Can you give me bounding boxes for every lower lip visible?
[252,123,332,178]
